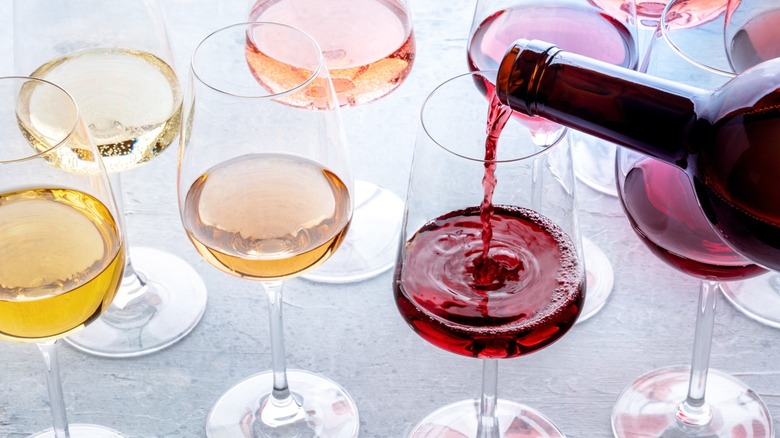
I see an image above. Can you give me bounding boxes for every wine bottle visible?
[496,38,780,271]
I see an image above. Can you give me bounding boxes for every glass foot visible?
[303,179,403,283]
[65,246,207,358]
[611,365,773,437]
[206,369,359,438]
[571,131,618,197]
[30,424,123,437]
[407,398,565,437]
[721,272,780,329]
[578,236,615,323]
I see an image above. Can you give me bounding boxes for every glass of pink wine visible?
[178,22,358,436]
[0,76,125,437]
[13,0,207,358]
[247,0,415,283]
[611,3,773,435]
[715,0,780,328]
[395,70,586,437]
[467,0,638,321]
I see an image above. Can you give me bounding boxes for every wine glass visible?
[0,76,125,436]
[610,4,773,436]
[247,0,415,283]
[395,70,586,437]
[467,0,636,321]
[13,0,207,357]
[179,22,358,436]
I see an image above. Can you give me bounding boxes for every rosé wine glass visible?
[467,0,638,322]
[178,22,358,437]
[248,0,415,283]
[13,0,207,358]
[394,70,585,437]
[611,2,773,436]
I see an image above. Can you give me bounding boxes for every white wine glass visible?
[248,0,415,283]
[0,76,125,437]
[13,0,207,357]
[467,0,638,321]
[179,22,359,436]
[395,70,586,437]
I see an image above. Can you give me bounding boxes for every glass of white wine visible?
[248,0,415,283]
[0,76,125,437]
[13,0,207,357]
[179,22,358,436]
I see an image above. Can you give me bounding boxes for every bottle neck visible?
[497,39,708,167]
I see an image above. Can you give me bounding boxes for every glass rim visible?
[190,21,326,99]
[0,75,81,165]
[659,0,735,79]
[420,70,568,164]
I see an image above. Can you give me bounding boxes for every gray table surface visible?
[2,1,780,437]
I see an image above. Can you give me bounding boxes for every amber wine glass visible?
[179,23,358,436]
[13,0,207,357]
[248,0,415,283]
[0,76,125,437]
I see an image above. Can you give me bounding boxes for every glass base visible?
[571,131,618,197]
[578,236,615,323]
[65,246,208,358]
[611,365,773,437]
[721,272,780,329]
[407,398,565,437]
[30,424,123,438]
[206,369,359,438]
[303,179,403,283]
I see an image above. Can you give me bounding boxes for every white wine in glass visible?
[13,0,207,357]
[248,0,415,283]
[0,75,126,437]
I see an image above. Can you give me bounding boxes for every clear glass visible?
[13,0,207,357]
[178,22,358,436]
[611,4,773,436]
[467,0,637,322]
[247,0,415,283]
[395,70,586,437]
[723,0,780,74]
[0,76,125,437]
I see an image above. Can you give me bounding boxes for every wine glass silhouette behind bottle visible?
[179,22,358,437]
[467,0,638,322]
[0,75,126,437]
[247,0,415,284]
[13,0,207,358]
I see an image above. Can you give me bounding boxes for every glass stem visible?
[38,341,70,438]
[676,279,718,427]
[476,359,500,438]
[108,173,147,309]
[260,280,306,427]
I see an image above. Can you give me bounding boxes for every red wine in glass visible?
[727,7,780,73]
[619,155,765,280]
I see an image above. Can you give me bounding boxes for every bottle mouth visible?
[496,39,562,117]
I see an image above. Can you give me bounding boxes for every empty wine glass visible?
[467,0,636,321]
[0,76,125,437]
[611,3,773,436]
[247,0,415,283]
[724,0,780,74]
[179,22,358,436]
[13,0,207,357]
[395,70,585,437]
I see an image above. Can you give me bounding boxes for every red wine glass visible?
[395,70,586,437]
[248,0,415,283]
[611,4,773,435]
[467,0,637,322]
[717,0,780,329]
[179,22,358,436]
